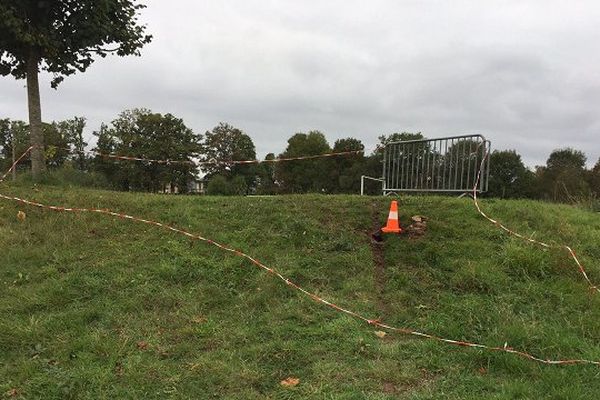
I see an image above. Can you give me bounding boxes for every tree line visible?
[1,110,599,203]
[0,110,376,195]
[3,2,597,204]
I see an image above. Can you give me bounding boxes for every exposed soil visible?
[366,208,428,317]
[368,202,389,317]
[405,215,428,239]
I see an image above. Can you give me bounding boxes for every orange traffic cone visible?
[381,200,402,233]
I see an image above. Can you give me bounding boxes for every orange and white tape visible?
[47,145,363,166]
[1,146,599,366]
[471,147,600,295]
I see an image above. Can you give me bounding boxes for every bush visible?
[16,167,111,189]
[206,174,247,196]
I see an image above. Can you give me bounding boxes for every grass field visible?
[1,182,600,399]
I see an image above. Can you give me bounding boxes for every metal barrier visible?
[359,176,384,196]
[361,134,490,195]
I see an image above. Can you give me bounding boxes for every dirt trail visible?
[368,202,389,317]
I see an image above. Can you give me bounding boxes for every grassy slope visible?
[1,183,600,399]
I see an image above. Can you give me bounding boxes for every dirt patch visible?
[405,215,428,239]
[368,202,389,317]
[365,209,429,317]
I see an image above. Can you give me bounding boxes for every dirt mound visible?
[405,215,428,238]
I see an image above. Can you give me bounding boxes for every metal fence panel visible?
[381,134,490,195]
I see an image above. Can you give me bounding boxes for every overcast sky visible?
[1,0,599,167]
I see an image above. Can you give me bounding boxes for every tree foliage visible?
[487,150,535,198]
[206,174,247,196]
[0,118,29,172]
[441,138,487,190]
[537,148,589,202]
[376,132,424,151]
[0,117,88,172]
[275,131,332,193]
[93,109,201,192]
[201,122,258,193]
[588,158,600,197]
[256,153,278,194]
[55,117,88,170]
[374,132,431,190]
[0,0,152,177]
[43,122,71,168]
[327,138,365,193]
[3,109,599,204]
[0,0,152,87]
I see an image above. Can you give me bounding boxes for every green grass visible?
[1,183,600,399]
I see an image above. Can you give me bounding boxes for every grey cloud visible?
[1,0,599,167]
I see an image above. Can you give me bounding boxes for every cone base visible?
[381,227,402,234]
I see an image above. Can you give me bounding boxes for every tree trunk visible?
[26,49,46,178]
[77,132,85,170]
[11,131,16,181]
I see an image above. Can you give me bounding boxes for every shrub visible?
[206,174,247,196]
[16,167,111,189]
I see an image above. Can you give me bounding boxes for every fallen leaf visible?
[191,315,206,324]
[374,330,387,338]
[478,367,487,375]
[136,341,150,351]
[17,211,26,221]
[6,388,19,397]
[280,377,300,387]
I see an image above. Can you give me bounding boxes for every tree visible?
[487,150,536,198]
[327,137,365,193]
[546,148,587,172]
[206,174,247,196]
[201,122,258,192]
[538,148,589,202]
[589,158,600,197]
[275,131,332,193]
[0,0,152,178]
[256,153,278,194]
[375,132,432,190]
[376,132,425,156]
[360,154,386,194]
[0,118,29,173]
[93,123,119,183]
[43,122,71,168]
[442,138,486,191]
[55,117,88,170]
[93,109,201,192]
[0,117,86,172]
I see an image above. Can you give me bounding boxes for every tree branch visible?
[88,46,121,54]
